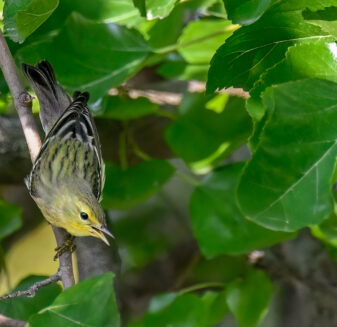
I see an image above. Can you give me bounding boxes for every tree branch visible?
[0,314,25,327]
[0,272,61,300]
[0,29,75,289]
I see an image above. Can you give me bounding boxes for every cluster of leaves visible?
[2,0,337,326]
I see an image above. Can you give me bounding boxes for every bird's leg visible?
[54,234,76,261]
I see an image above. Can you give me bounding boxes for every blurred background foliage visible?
[1,0,337,326]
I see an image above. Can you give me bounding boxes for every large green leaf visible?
[0,276,61,321]
[29,273,120,327]
[178,19,234,64]
[237,79,337,231]
[190,163,294,258]
[207,10,331,92]
[130,290,228,327]
[226,269,273,326]
[16,13,150,101]
[102,160,175,210]
[223,0,274,25]
[165,93,251,164]
[253,40,337,97]
[248,39,337,149]
[0,199,22,240]
[96,95,158,120]
[4,0,59,43]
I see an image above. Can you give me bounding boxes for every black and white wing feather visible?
[27,93,105,201]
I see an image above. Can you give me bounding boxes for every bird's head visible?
[43,181,114,244]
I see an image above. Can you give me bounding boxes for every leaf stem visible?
[176,172,199,187]
[129,129,153,161]
[179,282,225,295]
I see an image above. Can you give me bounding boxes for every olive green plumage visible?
[22,61,112,244]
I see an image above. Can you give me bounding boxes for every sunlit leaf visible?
[4,0,59,43]
[16,13,150,101]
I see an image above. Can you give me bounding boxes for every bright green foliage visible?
[4,0,59,43]
[29,273,120,327]
[252,39,337,98]
[190,163,294,258]
[130,290,228,327]
[16,13,150,101]
[60,0,142,26]
[0,276,61,321]
[207,8,331,92]
[0,199,21,240]
[238,79,337,231]
[226,269,273,326]
[178,19,234,64]
[96,95,158,120]
[102,161,175,210]
[3,1,337,326]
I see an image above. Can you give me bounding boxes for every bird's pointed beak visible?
[91,225,114,246]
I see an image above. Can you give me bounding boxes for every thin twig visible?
[0,272,61,300]
[0,314,25,327]
[0,29,75,289]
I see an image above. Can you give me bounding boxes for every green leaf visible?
[16,13,150,101]
[178,19,234,64]
[0,199,22,240]
[226,269,273,326]
[248,39,337,150]
[96,95,158,120]
[253,40,337,97]
[130,290,228,327]
[0,275,62,321]
[29,273,120,327]
[145,0,177,20]
[141,4,184,49]
[223,0,274,25]
[237,79,337,231]
[102,160,175,210]
[165,93,251,164]
[190,163,294,258]
[62,0,143,26]
[207,10,331,92]
[4,0,59,43]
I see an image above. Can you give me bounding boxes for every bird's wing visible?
[27,93,105,201]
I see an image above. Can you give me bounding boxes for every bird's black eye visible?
[80,212,89,220]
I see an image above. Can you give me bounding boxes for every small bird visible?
[22,61,113,257]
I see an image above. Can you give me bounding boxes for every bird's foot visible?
[54,235,76,261]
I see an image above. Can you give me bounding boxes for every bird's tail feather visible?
[22,60,71,135]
